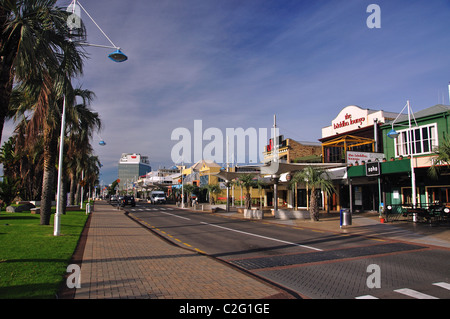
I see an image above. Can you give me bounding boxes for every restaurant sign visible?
[347,151,384,165]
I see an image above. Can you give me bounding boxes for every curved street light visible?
[387,100,419,222]
[108,49,128,63]
[55,0,128,236]
[69,0,128,62]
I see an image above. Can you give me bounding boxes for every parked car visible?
[121,195,136,207]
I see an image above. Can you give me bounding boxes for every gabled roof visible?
[190,160,221,171]
[385,104,450,125]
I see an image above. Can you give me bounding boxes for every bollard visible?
[86,203,91,215]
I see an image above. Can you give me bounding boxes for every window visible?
[395,124,438,157]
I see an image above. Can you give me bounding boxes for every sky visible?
[3,0,450,185]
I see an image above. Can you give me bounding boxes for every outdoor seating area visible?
[385,204,450,224]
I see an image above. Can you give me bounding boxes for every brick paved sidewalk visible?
[70,202,289,299]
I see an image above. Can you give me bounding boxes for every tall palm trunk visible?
[0,7,15,144]
[69,172,76,205]
[245,189,251,210]
[40,123,58,225]
[309,188,320,222]
[0,56,14,144]
[61,173,67,215]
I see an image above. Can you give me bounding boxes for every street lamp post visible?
[387,100,419,222]
[54,0,128,236]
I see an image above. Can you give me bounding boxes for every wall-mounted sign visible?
[347,151,384,165]
[366,162,381,176]
[331,106,370,134]
[322,105,398,139]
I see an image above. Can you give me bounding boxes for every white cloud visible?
[47,0,450,184]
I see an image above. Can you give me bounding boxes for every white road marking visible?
[200,222,323,252]
[355,295,379,299]
[433,282,450,291]
[394,288,438,299]
[158,211,191,220]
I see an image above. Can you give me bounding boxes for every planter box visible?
[210,204,227,212]
[275,209,310,220]
[244,209,263,220]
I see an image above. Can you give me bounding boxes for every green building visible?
[347,104,450,213]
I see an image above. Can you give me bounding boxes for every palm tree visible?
[1,117,44,200]
[238,174,257,210]
[291,166,335,222]
[0,0,85,143]
[255,178,267,210]
[182,184,196,206]
[0,176,19,208]
[83,155,101,195]
[201,183,222,204]
[65,88,101,205]
[2,0,86,225]
[16,54,84,226]
[429,137,450,178]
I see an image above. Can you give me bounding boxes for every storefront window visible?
[427,186,450,205]
[401,187,420,206]
[395,124,437,157]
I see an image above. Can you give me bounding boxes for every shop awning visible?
[212,162,346,181]
[347,159,411,178]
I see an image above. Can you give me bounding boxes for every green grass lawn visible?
[0,207,89,299]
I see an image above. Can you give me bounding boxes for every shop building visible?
[345,104,450,215]
[263,136,323,208]
[320,105,398,212]
[379,104,450,209]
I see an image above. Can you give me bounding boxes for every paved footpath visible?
[70,201,289,299]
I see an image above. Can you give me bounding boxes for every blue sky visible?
[4,0,450,185]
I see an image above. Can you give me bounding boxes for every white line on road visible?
[355,295,379,299]
[158,211,191,220]
[394,288,438,299]
[433,282,450,291]
[200,222,323,252]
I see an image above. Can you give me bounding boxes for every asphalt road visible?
[124,203,450,299]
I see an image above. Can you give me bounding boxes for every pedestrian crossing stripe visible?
[355,282,450,299]
[394,288,438,299]
[433,282,450,290]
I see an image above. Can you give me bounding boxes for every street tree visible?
[201,183,222,204]
[238,174,257,210]
[291,166,335,222]
[0,0,84,144]
[429,137,450,178]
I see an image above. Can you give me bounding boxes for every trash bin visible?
[340,209,352,227]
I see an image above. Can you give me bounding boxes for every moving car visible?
[150,191,166,204]
[121,195,136,207]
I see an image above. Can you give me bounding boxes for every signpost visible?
[365,161,383,217]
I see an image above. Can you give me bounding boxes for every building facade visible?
[320,105,398,211]
[345,104,450,214]
[118,153,152,191]
[380,104,450,209]
[263,136,322,164]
